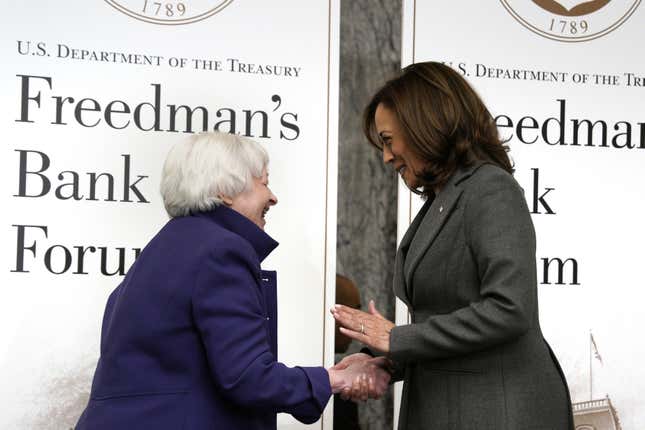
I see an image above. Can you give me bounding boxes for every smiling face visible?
[226,168,278,230]
[374,103,426,190]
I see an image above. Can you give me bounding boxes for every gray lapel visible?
[403,162,487,299]
[403,186,463,296]
[393,198,432,307]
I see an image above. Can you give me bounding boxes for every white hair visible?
[160,132,269,218]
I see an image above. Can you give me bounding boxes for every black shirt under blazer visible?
[389,163,574,430]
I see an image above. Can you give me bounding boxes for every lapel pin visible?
[439,206,444,213]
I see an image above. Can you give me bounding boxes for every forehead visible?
[374,103,397,131]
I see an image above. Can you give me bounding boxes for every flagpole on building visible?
[589,330,593,401]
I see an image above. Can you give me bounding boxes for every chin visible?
[403,176,417,189]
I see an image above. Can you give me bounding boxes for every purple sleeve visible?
[192,241,331,421]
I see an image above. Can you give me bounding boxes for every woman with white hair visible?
[75,132,390,430]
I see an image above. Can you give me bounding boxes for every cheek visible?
[390,141,403,157]
[406,152,425,173]
[255,197,267,215]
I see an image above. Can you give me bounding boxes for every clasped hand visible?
[328,353,391,401]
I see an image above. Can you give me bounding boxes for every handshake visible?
[327,353,392,401]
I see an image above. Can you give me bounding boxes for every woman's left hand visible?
[331,300,395,354]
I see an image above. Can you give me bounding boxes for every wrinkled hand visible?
[331,300,395,354]
[330,353,391,401]
[332,352,373,371]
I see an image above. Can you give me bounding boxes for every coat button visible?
[266,317,270,320]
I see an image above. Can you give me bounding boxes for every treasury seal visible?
[500,0,641,42]
[105,0,234,25]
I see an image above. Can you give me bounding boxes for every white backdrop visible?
[0,1,339,429]
[399,1,644,429]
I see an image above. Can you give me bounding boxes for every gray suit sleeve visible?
[389,169,536,364]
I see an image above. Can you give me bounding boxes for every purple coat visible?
[76,205,331,429]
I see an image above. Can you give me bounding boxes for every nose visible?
[382,145,394,164]
[269,190,278,206]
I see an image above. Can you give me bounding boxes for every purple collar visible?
[196,205,279,262]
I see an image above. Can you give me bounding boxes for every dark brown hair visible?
[363,61,513,198]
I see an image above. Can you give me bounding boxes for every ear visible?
[219,194,234,206]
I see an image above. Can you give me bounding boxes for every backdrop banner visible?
[1,2,339,429]
[399,1,643,429]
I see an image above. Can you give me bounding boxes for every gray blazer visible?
[389,163,573,430]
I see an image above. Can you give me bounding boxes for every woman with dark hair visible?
[332,62,573,429]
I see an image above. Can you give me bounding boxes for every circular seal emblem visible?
[500,0,641,42]
[105,0,234,25]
